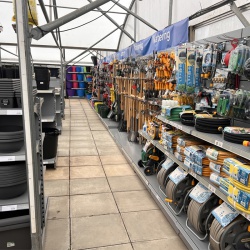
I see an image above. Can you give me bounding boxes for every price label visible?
[0,156,15,162]
[145,180,149,186]
[2,205,17,212]
[6,110,22,115]
[208,184,216,193]
[155,194,160,201]
[177,124,183,130]
[189,170,197,178]
[215,140,223,148]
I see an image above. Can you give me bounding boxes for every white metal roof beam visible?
[31,0,111,40]
[87,0,135,42]
[110,0,158,31]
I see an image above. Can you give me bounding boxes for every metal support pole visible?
[134,0,137,42]
[168,0,173,25]
[65,26,120,65]
[87,0,135,42]
[110,0,158,31]
[230,2,250,27]
[15,0,42,249]
[38,0,64,59]
[31,0,111,40]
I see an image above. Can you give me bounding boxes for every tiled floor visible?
[43,99,187,250]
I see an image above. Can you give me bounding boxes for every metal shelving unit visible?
[0,190,29,212]
[157,115,250,161]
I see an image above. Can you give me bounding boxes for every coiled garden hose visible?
[165,177,195,215]
[186,195,219,241]
[209,216,250,250]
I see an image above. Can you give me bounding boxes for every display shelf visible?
[67,72,91,74]
[37,89,54,94]
[0,146,25,162]
[105,127,207,250]
[67,80,87,82]
[138,130,250,221]
[41,115,55,123]
[0,109,22,115]
[0,189,29,212]
[157,115,250,161]
[68,96,85,99]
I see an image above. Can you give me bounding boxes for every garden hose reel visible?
[165,176,195,215]
[186,195,219,241]
[209,217,250,250]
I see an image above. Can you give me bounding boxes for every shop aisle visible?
[43,99,187,250]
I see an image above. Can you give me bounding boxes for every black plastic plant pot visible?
[0,181,27,199]
[42,128,60,160]
[0,138,24,153]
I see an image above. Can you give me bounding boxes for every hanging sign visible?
[149,17,189,54]
[130,36,152,58]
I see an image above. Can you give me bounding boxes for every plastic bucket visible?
[77,89,85,97]
[77,74,84,81]
[66,81,72,89]
[72,74,77,80]
[42,128,60,160]
[67,89,75,96]
[76,66,82,72]
[86,76,92,82]
[73,82,78,88]
[66,74,72,81]
[79,82,85,88]
[87,93,92,100]
[71,66,76,72]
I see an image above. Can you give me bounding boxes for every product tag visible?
[209,162,221,174]
[206,148,219,160]
[189,183,212,203]
[174,151,183,161]
[7,242,15,247]
[162,158,174,170]
[2,205,17,212]
[212,202,239,227]
[6,109,22,115]
[0,156,16,162]
[210,173,221,186]
[169,167,188,185]
[184,157,192,169]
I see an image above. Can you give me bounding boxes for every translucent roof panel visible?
[0,0,135,63]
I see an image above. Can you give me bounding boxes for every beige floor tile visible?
[92,133,113,141]
[70,147,98,156]
[70,156,101,166]
[70,193,118,217]
[70,135,93,141]
[70,126,90,131]
[114,190,159,212]
[57,148,70,156]
[61,126,70,131]
[57,141,69,148]
[132,238,187,250]
[95,140,117,147]
[44,180,69,197]
[58,135,69,142]
[97,146,122,155]
[108,176,145,192]
[122,210,177,242]
[70,178,110,195]
[103,164,135,177]
[71,214,129,249]
[70,140,95,148]
[70,131,91,136]
[61,130,70,136]
[57,157,69,167]
[48,196,69,219]
[44,167,69,180]
[89,244,133,250]
[100,155,127,165]
[44,219,70,250]
[91,127,106,131]
[70,166,105,179]
[71,123,89,127]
